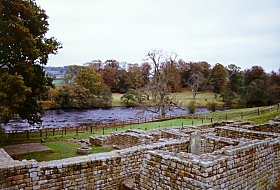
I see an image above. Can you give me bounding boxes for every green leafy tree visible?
[0,0,61,124]
[121,89,144,106]
[243,66,268,106]
[220,64,245,106]
[59,66,112,108]
[227,64,244,93]
[56,84,91,109]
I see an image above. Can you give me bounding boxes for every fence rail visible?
[3,104,280,140]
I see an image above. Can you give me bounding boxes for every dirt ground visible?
[3,143,51,155]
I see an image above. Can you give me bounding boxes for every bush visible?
[208,101,217,112]
[0,127,7,144]
[188,101,196,114]
[121,89,144,106]
[231,96,247,109]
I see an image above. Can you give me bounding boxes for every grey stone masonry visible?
[1,119,280,189]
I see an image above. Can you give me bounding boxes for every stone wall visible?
[1,120,279,189]
[215,126,279,140]
[0,148,13,163]
[90,130,153,148]
[135,138,280,189]
[201,136,239,154]
[0,139,189,189]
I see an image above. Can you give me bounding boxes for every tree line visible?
[45,50,280,115]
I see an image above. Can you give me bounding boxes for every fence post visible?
[241,112,243,119]
[103,127,105,135]
[53,129,55,136]
[211,117,213,123]
[45,130,48,138]
[90,126,92,134]
[226,115,228,120]
[76,127,78,135]
[65,127,67,135]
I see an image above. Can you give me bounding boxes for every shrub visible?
[188,101,196,114]
[208,101,217,112]
[121,89,144,106]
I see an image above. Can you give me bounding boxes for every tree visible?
[142,50,181,119]
[56,84,91,109]
[140,62,151,86]
[211,63,228,93]
[64,65,84,84]
[180,61,211,91]
[121,89,144,106]
[242,66,268,106]
[162,58,181,92]
[0,0,61,124]
[61,66,112,108]
[102,59,119,92]
[266,69,280,104]
[220,64,245,106]
[188,73,205,100]
[227,64,244,93]
[75,66,102,95]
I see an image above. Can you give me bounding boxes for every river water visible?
[1,107,210,131]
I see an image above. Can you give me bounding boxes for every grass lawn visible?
[232,109,280,124]
[112,88,224,107]
[112,93,126,107]
[11,140,114,161]
[173,89,224,107]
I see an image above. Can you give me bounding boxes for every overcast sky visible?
[36,0,280,72]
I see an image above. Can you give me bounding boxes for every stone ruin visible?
[0,118,279,189]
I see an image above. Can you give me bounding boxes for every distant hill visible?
[44,66,68,85]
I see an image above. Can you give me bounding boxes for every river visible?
[1,107,210,131]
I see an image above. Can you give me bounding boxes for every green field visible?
[112,89,224,107]
[11,141,114,161]
[112,93,126,107]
